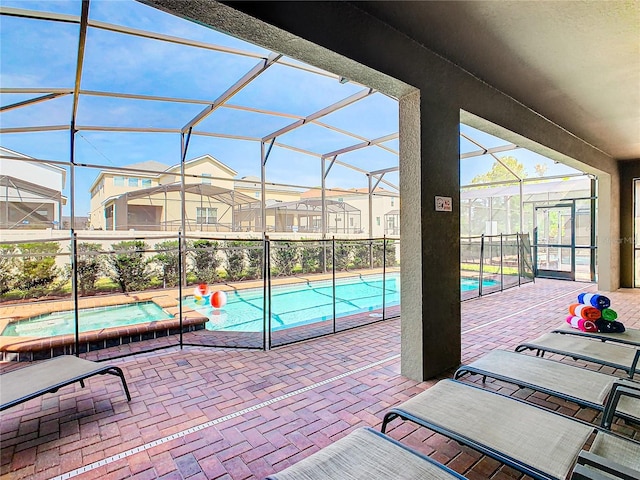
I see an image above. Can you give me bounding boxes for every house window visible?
[91,180,104,197]
[114,176,125,187]
[202,173,212,185]
[376,217,380,226]
[349,218,354,226]
[128,177,139,187]
[142,179,152,187]
[391,198,395,206]
[254,191,260,198]
[196,207,217,224]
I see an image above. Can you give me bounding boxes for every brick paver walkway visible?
[1,279,639,479]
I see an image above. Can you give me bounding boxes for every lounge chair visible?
[454,349,640,428]
[264,427,467,480]
[381,379,640,480]
[552,324,640,348]
[515,332,640,378]
[0,355,131,412]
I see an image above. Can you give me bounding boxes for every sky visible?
[0,0,581,217]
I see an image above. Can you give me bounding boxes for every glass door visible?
[534,203,575,280]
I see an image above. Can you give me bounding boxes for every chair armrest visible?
[574,450,639,480]
[601,380,640,428]
[630,349,640,379]
[572,464,618,480]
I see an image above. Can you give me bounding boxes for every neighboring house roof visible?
[165,154,238,178]
[125,160,169,172]
[89,154,238,192]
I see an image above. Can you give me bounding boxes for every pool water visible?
[2,302,172,337]
[461,277,499,291]
[184,274,400,333]
[2,276,499,337]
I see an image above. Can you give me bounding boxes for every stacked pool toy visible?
[566,293,625,333]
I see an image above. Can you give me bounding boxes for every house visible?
[300,187,399,237]
[89,155,306,232]
[89,155,248,231]
[0,146,67,229]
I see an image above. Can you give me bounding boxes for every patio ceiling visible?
[351,1,640,161]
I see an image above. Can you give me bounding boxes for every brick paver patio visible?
[1,279,639,479]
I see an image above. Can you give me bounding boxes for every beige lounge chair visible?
[381,379,640,480]
[454,349,640,429]
[515,332,640,378]
[1,355,131,412]
[264,427,467,480]
[552,324,640,348]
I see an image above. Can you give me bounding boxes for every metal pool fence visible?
[460,233,534,301]
[0,233,400,361]
[0,232,534,361]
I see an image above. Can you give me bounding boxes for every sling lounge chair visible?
[0,355,131,412]
[264,427,467,480]
[515,332,640,378]
[454,349,640,429]
[552,324,640,348]
[381,379,640,480]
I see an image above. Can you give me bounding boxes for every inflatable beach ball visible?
[210,291,227,309]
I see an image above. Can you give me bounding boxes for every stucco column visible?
[400,92,461,380]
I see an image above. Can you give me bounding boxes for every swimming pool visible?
[2,302,173,337]
[1,275,497,337]
[185,274,498,332]
[184,274,400,333]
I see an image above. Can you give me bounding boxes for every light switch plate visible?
[435,196,452,212]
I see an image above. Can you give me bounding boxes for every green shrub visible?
[17,242,60,291]
[190,239,221,283]
[244,241,263,279]
[0,245,18,294]
[107,240,150,292]
[351,241,371,269]
[300,242,324,273]
[272,241,299,276]
[223,241,247,281]
[331,242,353,271]
[75,242,104,295]
[153,240,180,288]
[372,240,397,267]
